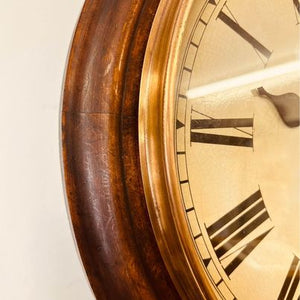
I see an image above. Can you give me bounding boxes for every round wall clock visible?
[62,0,299,299]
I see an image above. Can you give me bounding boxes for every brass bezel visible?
[139,1,217,299]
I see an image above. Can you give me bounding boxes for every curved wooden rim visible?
[139,0,217,299]
[61,0,180,299]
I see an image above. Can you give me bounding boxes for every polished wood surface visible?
[61,0,180,299]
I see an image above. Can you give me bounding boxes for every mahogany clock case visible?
[61,0,181,299]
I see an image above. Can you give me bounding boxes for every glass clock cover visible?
[174,0,300,299]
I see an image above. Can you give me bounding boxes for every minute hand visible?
[257,87,300,128]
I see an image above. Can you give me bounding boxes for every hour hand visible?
[255,87,300,128]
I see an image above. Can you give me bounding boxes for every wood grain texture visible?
[61,0,181,299]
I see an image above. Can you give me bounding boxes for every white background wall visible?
[0,1,95,299]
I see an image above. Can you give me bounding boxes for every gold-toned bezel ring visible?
[139,0,217,299]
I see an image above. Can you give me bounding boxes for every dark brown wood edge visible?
[61,0,181,299]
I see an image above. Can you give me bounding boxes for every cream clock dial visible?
[175,0,300,299]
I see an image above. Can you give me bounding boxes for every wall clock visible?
[61,0,299,299]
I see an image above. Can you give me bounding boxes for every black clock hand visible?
[256,87,300,128]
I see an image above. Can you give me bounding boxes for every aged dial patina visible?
[175,0,300,299]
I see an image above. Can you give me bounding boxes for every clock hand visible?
[256,87,300,128]
[187,61,300,99]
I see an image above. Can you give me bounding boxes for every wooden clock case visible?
[61,0,181,299]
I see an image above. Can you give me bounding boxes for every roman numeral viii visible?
[206,190,272,277]
[278,255,299,300]
[190,117,253,148]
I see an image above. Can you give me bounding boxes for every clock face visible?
[175,0,300,299]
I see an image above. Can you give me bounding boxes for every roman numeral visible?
[206,190,272,277]
[293,0,300,15]
[205,2,272,62]
[212,3,272,65]
[278,255,300,300]
[293,0,300,24]
[190,117,253,148]
[217,11,272,60]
